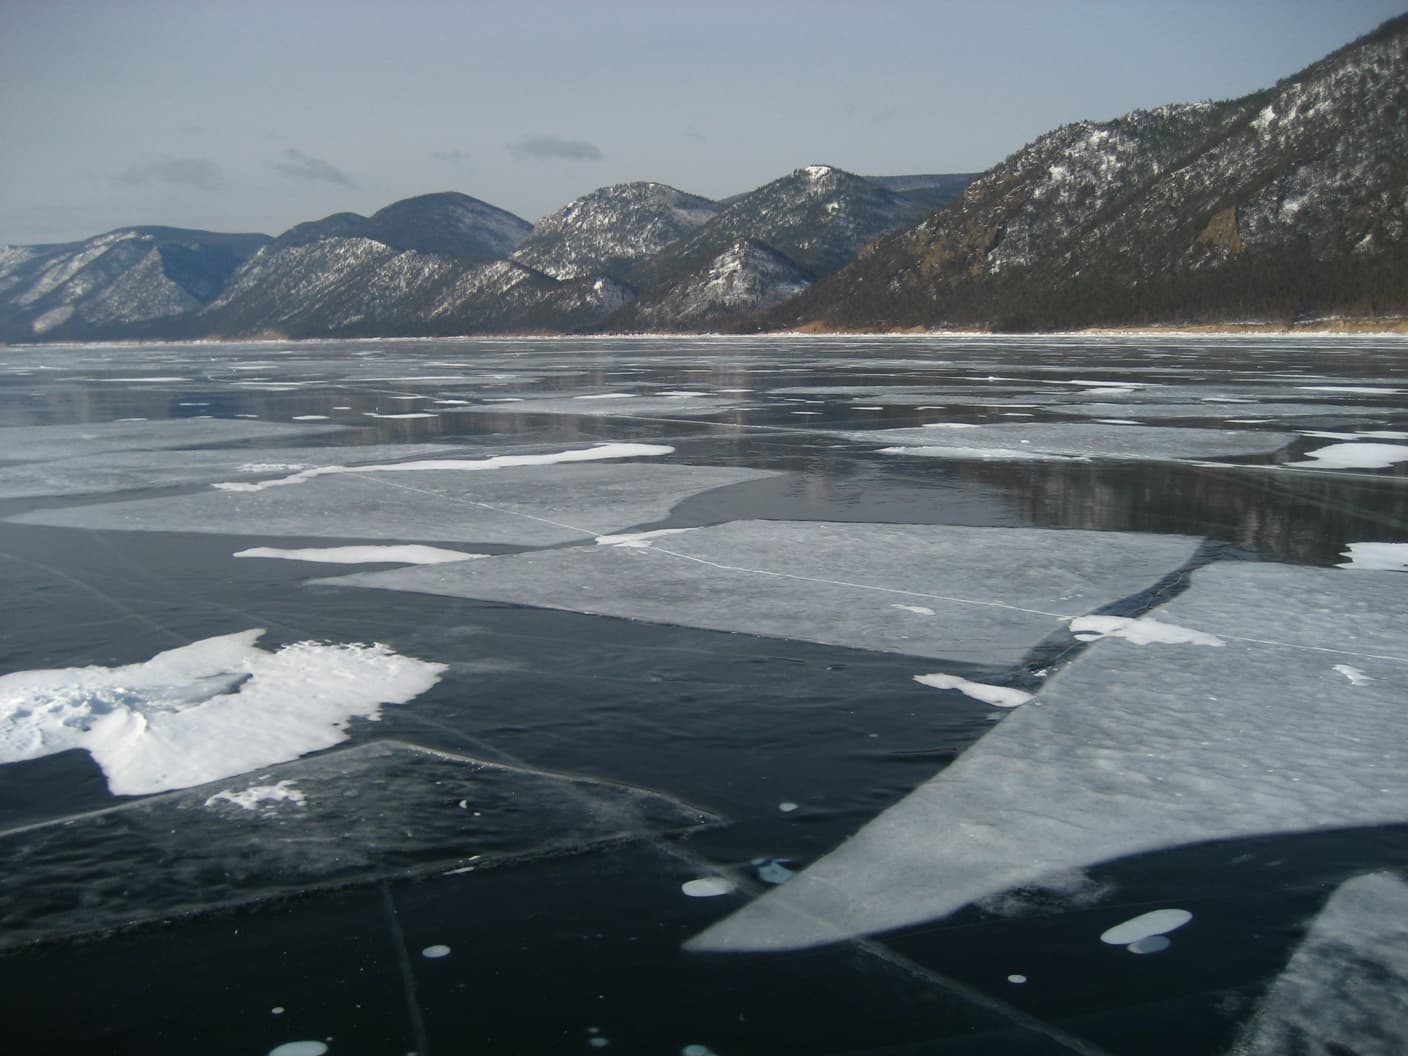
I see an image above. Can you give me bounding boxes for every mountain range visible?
[2,14,1403,343]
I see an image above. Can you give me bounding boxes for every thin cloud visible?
[432,149,468,163]
[507,134,604,162]
[113,157,226,190]
[271,149,355,187]
[684,124,707,144]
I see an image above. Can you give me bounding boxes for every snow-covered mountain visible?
[608,165,930,329]
[511,182,718,281]
[0,227,269,342]
[779,14,1408,331]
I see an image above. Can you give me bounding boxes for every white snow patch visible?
[234,545,481,566]
[363,412,438,420]
[914,673,1033,708]
[205,780,307,811]
[892,604,936,616]
[594,528,698,549]
[0,630,445,795]
[213,443,674,492]
[1288,443,1408,469]
[1338,542,1408,571]
[574,392,637,400]
[1333,664,1372,686]
[1069,615,1224,647]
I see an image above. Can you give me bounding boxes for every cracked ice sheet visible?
[320,522,1201,666]
[0,740,717,951]
[0,418,347,464]
[1231,872,1408,1056]
[0,442,492,500]
[850,422,1295,462]
[8,461,777,547]
[440,395,736,418]
[688,561,1408,952]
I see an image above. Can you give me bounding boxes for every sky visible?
[2,0,1404,246]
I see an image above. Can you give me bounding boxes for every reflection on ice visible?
[1232,873,1408,1056]
[0,740,716,951]
[323,521,1201,666]
[0,629,445,795]
[689,562,1408,952]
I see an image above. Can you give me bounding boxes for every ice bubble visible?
[1099,909,1192,946]
[268,1043,328,1056]
[754,859,796,885]
[271,1007,285,1015]
[588,1037,610,1048]
[1007,975,1027,985]
[682,1046,719,1056]
[421,944,451,959]
[913,673,1032,708]
[682,877,736,898]
[778,802,799,813]
[1126,935,1172,955]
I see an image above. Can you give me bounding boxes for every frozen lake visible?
[2,333,1406,1055]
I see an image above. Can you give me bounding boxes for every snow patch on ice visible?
[1338,542,1408,571]
[1069,615,1224,647]
[205,780,307,811]
[213,443,674,492]
[1288,443,1408,469]
[1333,664,1372,686]
[892,604,936,616]
[0,630,445,795]
[595,528,699,549]
[235,545,482,565]
[914,673,1033,708]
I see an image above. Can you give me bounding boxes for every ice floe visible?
[234,545,481,565]
[0,629,445,795]
[1231,872,1408,1056]
[0,740,716,951]
[688,562,1408,951]
[321,521,1201,666]
[10,463,776,547]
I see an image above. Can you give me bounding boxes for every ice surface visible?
[0,740,716,951]
[0,418,346,464]
[0,441,484,500]
[211,443,672,492]
[913,674,1032,708]
[0,629,445,795]
[10,462,777,547]
[855,423,1295,462]
[1232,873,1408,1055]
[322,521,1202,666]
[1288,442,1408,469]
[234,545,482,565]
[689,562,1408,951]
[1339,542,1408,571]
